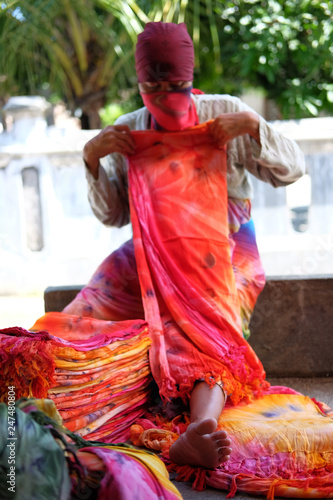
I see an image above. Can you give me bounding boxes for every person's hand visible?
[209,112,260,147]
[83,125,136,179]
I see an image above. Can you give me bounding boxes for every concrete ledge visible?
[248,276,333,377]
[44,276,333,377]
[44,285,84,312]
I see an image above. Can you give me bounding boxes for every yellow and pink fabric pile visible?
[131,391,333,499]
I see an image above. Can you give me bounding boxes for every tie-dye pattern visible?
[228,204,266,339]
[127,123,267,403]
[63,204,264,346]
[64,123,268,404]
[133,391,333,498]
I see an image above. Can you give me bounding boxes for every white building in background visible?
[0,96,131,295]
[250,117,333,277]
[0,96,332,296]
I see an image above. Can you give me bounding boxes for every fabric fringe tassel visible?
[167,463,208,491]
[0,327,56,400]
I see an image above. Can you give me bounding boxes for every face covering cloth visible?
[140,87,199,131]
[135,22,197,131]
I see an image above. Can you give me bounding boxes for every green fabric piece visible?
[0,403,71,500]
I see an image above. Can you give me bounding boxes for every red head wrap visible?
[135,22,194,83]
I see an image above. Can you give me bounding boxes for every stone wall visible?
[43,276,333,378]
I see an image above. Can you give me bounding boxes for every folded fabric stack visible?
[0,312,152,443]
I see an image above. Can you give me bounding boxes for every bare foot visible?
[169,417,232,469]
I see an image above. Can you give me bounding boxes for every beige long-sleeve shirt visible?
[85,93,306,228]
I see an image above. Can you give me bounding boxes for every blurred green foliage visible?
[209,0,333,119]
[0,0,145,128]
[99,103,125,127]
[0,0,332,125]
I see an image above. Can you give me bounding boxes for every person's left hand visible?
[209,112,260,147]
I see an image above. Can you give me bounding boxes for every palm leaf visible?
[205,0,221,72]
[62,0,88,73]
[178,0,189,23]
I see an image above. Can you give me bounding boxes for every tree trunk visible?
[76,88,106,130]
[80,109,101,130]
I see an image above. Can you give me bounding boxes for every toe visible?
[215,437,231,447]
[191,418,218,436]
[219,454,231,464]
[212,429,228,441]
[218,446,232,457]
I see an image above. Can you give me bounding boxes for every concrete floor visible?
[171,377,333,500]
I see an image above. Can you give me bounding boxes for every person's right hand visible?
[83,125,136,179]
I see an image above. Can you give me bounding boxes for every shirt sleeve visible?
[195,94,306,194]
[85,154,130,228]
[84,108,148,228]
[248,113,306,187]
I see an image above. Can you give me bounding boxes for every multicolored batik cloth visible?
[131,389,333,499]
[125,122,333,498]
[1,122,332,499]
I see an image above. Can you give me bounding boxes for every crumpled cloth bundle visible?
[0,398,182,500]
[0,313,152,443]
